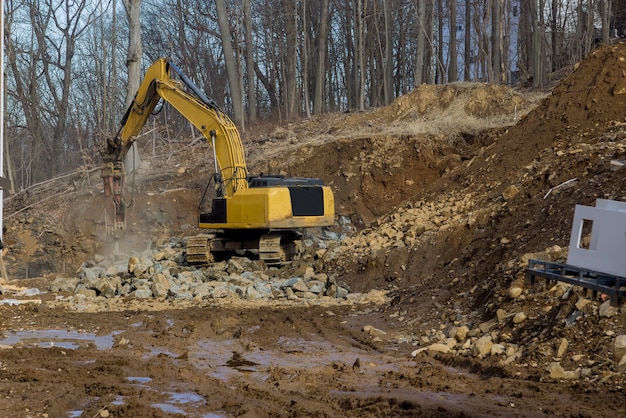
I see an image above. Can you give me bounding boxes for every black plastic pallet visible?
[525,259,626,307]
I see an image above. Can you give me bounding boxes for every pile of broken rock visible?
[48,237,386,307]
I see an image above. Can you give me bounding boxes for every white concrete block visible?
[567,200,626,277]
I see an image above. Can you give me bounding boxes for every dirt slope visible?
[1,43,626,417]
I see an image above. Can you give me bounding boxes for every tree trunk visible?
[491,0,502,83]
[531,0,542,87]
[449,0,457,82]
[550,0,558,72]
[383,0,393,104]
[281,0,299,119]
[216,0,244,125]
[600,0,612,43]
[314,0,330,114]
[243,0,257,124]
[303,0,311,118]
[437,0,444,83]
[415,0,426,86]
[357,0,366,111]
[464,0,471,81]
[424,0,435,83]
[122,0,142,109]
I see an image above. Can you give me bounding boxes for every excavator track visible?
[259,233,304,266]
[186,232,304,266]
[185,234,216,264]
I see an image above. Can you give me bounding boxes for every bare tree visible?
[464,0,471,81]
[492,0,503,83]
[415,0,427,85]
[123,0,142,108]
[448,0,458,82]
[357,0,366,110]
[600,0,612,43]
[6,0,101,183]
[215,0,244,125]
[383,0,393,104]
[281,0,300,118]
[243,0,257,123]
[314,0,330,114]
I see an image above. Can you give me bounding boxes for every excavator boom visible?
[102,58,248,200]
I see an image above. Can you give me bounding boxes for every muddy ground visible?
[2,43,626,417]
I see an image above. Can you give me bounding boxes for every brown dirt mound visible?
[490,42,626,183]
[382,82,529,120]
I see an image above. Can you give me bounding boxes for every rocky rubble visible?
[332,190,479,261]
[406,280,626,381]
[48,235,389,307]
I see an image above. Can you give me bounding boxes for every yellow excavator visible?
[101,58,335,265]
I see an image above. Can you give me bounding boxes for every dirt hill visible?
[1,43,626,417]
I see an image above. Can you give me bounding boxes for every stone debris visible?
[615,335,626,362]
[330,191,478,262]
[48,236,387,306]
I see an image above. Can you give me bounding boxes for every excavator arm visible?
[101,58,248,232]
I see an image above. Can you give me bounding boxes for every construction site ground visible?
[2,43,626,417]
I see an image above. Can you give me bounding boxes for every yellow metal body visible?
[200,186,335,230]
[102,58,335,235]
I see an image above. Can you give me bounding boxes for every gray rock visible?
[513,312,527,324]
[285,287,297,300]
[307,281,325,294]
[545,362,580,380]
[211,285,230,299]
[614,335,626,362]
[151,274,170,298]
[94,278,117,298]
[75,285,97,298]
[557,338,569,358]
[118,283,132,296]
[132,287,153,299]
[325,283,338,298]
[128,257,154,277]
[490,344,506,356]
[80,266,106,284]
[472,335,493,357]
[617,354,626,373]
[599,300,620,318]
[173,291,193,300]
[230,284,246,298]
[227,258,246,274]
[427,343,451,354]
[245,286,264,300]
[49,277,79,293]
[287,277,309,292]
[253,282,273,299]
[363,325,387,336]
[227,274,253,287]
[192,282,213,299]
[335,286,349,299]
[454,325,470,342]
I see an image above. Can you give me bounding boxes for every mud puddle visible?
[117,377,227,417]
[152,391,209,415]
[191,335,414,382]
[0,329,118,349]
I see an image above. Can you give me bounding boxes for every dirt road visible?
[0,294,623,417]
